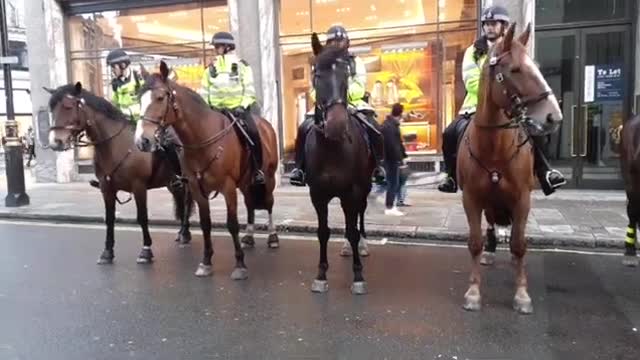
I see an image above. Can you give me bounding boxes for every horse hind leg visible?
[623,197,639,267]
[134,189,154,264]
[241,199,256,249]
[173,186,192,246]
[340,205,369,257]
[481,210,498,266]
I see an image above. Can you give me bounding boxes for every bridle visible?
[48,94,128,150]
[476,50,553,130]
[313,58,349,125]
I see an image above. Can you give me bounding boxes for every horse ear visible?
[159,60,170,81]
[518,22,532,47]
[311,32,323,56]
[502,22,517,52]
[139,63,150,79]
[42,86,55,94]
[74,82,82,95]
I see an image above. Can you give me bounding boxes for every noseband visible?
[478,51,553,130]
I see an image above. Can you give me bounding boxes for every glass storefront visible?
[66,1,229,160]
[279,0,477,156]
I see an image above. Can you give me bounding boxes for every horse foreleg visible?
[462,192,483,311]
[511,196,533,314]
[134,189,154,264]
[97,191,116,265]
[310,191,330,293]
[266,191,279,248]
[194,195,214,277]
[342,196,366,295]
[224,183,248,280]
[241,196,256,249]
[623,196,639,266]
[481,210,497,266]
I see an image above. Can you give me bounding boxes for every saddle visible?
[220,108,260,149]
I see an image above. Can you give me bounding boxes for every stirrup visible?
[89,179,100,189]
[290,168,306,186]
[437,177,457,193]
[546,169,567,189]
[253,170,266,185]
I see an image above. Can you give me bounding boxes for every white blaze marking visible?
[48,130,57,146]
[524,56,562,119]
[134,118,145,142]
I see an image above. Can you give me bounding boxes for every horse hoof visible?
[622,256,639,267]
[97,250,114,265]
[267,234,280,248]
[230,267,249,280]
[97,257,113,265]
[241,235,255,249]
[136,248,154,264]
[513,296,534,314]
[480,251,495,266]
[351,281,368,295]
[463,295,482,311]
[195,263,213,277]
[311,280,329,293]
[176,232,191,245]
[340,245,353,257]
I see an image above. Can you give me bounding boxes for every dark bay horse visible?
[457,23,563,314]
[305,34,373,295]
[135,61,279,280]
[47,82,193,264]
[620,115,640,267]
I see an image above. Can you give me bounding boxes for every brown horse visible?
[303,34,373,295]
[457,23,563,314]
[620,115,640,267]
[47,82,193,264]
[135,61,279,279]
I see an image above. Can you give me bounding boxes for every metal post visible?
[1,0,29,207]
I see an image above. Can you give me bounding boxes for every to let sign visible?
[595,64,624,102]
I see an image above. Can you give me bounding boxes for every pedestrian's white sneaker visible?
[384,207,404,216]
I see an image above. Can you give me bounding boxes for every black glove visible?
[473,36,489,62]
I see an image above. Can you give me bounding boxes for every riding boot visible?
[532,135,566,196]
[89,179,100,189]
[362,111,386,185]
[237,107,265,185]
[290,116,314,186]
[437,116,466,193]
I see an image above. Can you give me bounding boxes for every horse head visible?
[483,22,563,135]
[311,33,350,142]
[46,82,89,151]
[135,60,180,152]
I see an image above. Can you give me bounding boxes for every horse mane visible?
[48,84,128,123]
[315,45,348,71]
[140,73,209,109]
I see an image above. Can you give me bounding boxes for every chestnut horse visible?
[135,61,279,280]
[304,34,373,295]
[620,114,640,267]
[457,23,563,314]
[47,82,193,264]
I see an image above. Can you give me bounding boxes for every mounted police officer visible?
[200,31,265,185]
[289,25,386,187]
[437,5,566,195]
[90,48,183,189]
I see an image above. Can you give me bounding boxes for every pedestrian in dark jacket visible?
[381,103,407,216]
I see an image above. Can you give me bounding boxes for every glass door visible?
[536,25,632,189]
[535,29,580,187]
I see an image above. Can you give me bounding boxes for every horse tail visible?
[170,186,194,221]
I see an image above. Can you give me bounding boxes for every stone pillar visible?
[228,0,282,180]
[25,0,75,183]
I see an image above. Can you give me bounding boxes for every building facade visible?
[24,0,638,189]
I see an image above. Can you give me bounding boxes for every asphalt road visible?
[1,220,639,360]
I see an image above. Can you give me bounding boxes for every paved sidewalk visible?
[0,177,631,250]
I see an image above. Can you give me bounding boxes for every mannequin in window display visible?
[289,25,386,187]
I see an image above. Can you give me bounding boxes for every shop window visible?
[67,2,229,160]
[536,0,631,26]
[280,0,311,35]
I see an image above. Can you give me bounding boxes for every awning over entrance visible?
[57,0,225,15]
